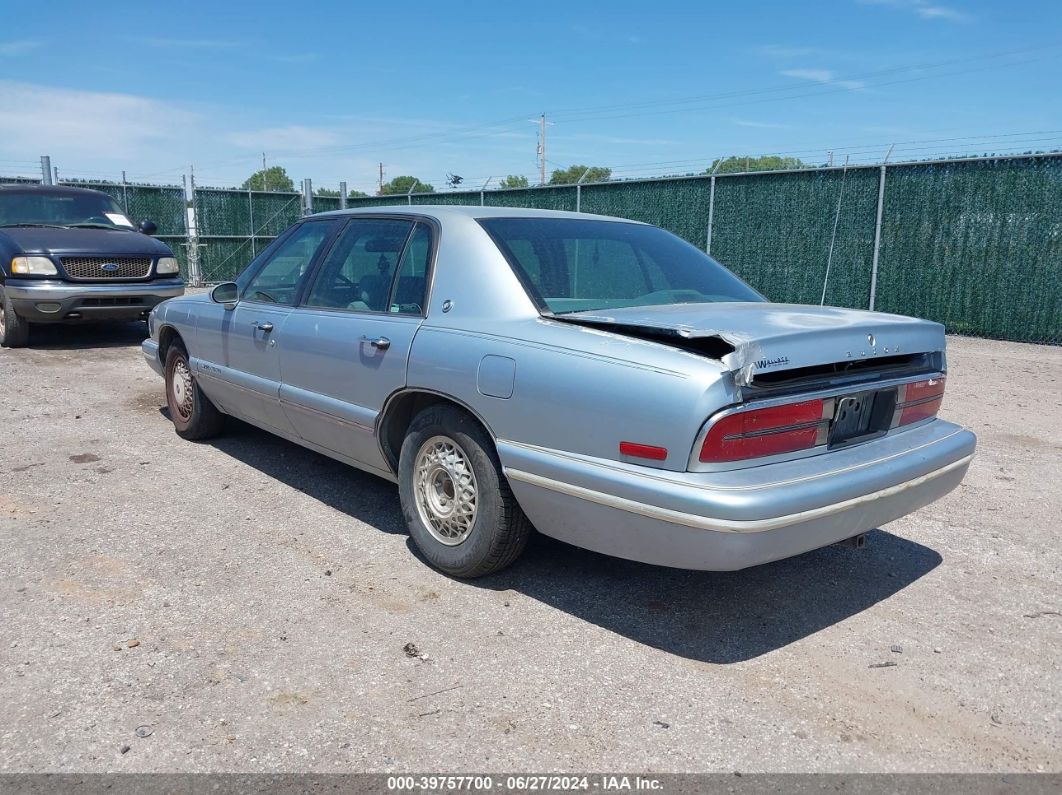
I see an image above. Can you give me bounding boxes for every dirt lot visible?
[0,324,1058,773]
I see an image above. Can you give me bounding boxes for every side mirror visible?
[210,282,239,309]
[138,219,158,236]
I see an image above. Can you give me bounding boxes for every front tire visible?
[398,405,531,578]
[0,286,30,348]
[164,343,225,440]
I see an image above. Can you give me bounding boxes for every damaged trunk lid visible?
[556,302,946,392]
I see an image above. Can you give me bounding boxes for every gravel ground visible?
[0,323,1058,773]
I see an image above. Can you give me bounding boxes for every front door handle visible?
[360,335,390,350]
[254,321,274,332]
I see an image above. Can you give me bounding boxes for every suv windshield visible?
[480,217,763,314]
[0,191,134,229]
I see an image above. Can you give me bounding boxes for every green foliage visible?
[315,188,340,197]
[348,189,369,198]
[499,175,529,189]
[706,155,808,174]
[241,166,295,192]
[380,175,434,195]
[549,165,612,185]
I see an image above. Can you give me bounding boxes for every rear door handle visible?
[254,321,274,332]
[360,335,390,350]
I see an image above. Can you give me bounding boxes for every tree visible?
[499,175,529,189]
[241,165,295,192]
[380,175,434,195]
[348,189,369,199]
[315,188,340,198]
[548,165,611,185]
[705,155,808,175]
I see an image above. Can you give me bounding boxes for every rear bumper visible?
[500,420,976,570]
[4,278,184,322]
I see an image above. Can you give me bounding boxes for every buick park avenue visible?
[142,207,975,577]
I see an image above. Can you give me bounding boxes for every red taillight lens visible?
[699,399,826,463]
[898,377,946,426]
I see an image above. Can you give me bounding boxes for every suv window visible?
[305,219,414,312]
[243,221,337,306]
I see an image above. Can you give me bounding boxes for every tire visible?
[398,404,531,578]
[0,285,30,348]
[164,342,225,440]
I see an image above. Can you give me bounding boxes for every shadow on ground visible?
[20,321,147,350]
[209,418,942,664]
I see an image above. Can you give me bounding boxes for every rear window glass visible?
[479,218,763,314]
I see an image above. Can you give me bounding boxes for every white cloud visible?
[0,81,199,160]
[858,0,971,23]
[781,68,866,90]
[227,125,345,152]
[0,40,41,56]
[731,118,792,130]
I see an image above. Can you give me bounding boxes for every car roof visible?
[309,204,644,224]
[0,183,113,198]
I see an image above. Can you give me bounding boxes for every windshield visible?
[480,218,764,314]
[0,191,134,229]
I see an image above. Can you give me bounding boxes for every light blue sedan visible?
[143,206,975,577]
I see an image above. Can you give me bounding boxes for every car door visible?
[203,219,340,435]
[278,218,433,472]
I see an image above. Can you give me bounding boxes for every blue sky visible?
[1,0,1060,193]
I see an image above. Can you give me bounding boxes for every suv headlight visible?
[11,256,58,276]
[156,257,180,275]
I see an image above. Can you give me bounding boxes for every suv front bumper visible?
[3,278,184,322]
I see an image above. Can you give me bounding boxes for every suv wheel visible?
[164,343,225,440]
[398,404,531,578]
[0,286,30,348]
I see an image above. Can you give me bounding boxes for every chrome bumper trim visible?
[504,453,974,534]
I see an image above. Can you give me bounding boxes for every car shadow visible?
[205,418,942,664]
[23,321,147,350]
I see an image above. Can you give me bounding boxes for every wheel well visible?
[378,391,492,472]
[157,325,183,363]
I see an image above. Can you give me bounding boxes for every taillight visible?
[897,376,946,426]
[699,399,826,463]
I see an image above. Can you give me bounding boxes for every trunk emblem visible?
[755,356,790,369]
[100,262,120,271]
[867,333,876,346]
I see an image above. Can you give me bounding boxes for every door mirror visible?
[210,282,239,309]
[138,219,158,236]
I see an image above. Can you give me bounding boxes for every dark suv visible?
[0,184,185,347]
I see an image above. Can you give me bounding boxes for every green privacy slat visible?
[874,157,1062,344]
[6,153,1057,343]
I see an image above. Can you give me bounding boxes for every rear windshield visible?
[0,191,133,229]
[479,217,763,314]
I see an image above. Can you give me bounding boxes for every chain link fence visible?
[4,153,1060,343]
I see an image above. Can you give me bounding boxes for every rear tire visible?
[0,286,30,348]
[164,342,225,440]
[398,404,531,578]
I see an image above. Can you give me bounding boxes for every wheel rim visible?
[413,435,478,546]
[169,357,194,421]
[0,303,6,338]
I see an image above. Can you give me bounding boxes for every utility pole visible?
[539,113,546,186]
[827,150,834,167]
[262,153,268,191]
[378,162,385,195]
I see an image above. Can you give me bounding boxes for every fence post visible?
[40,155,53,185]
[248,189,256,257]
[302,179,313,215]
[706,175,716,255]
[339,182,348,210]
[869,164,887,311]
[121,171,129,214]
[185,173,204,286]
